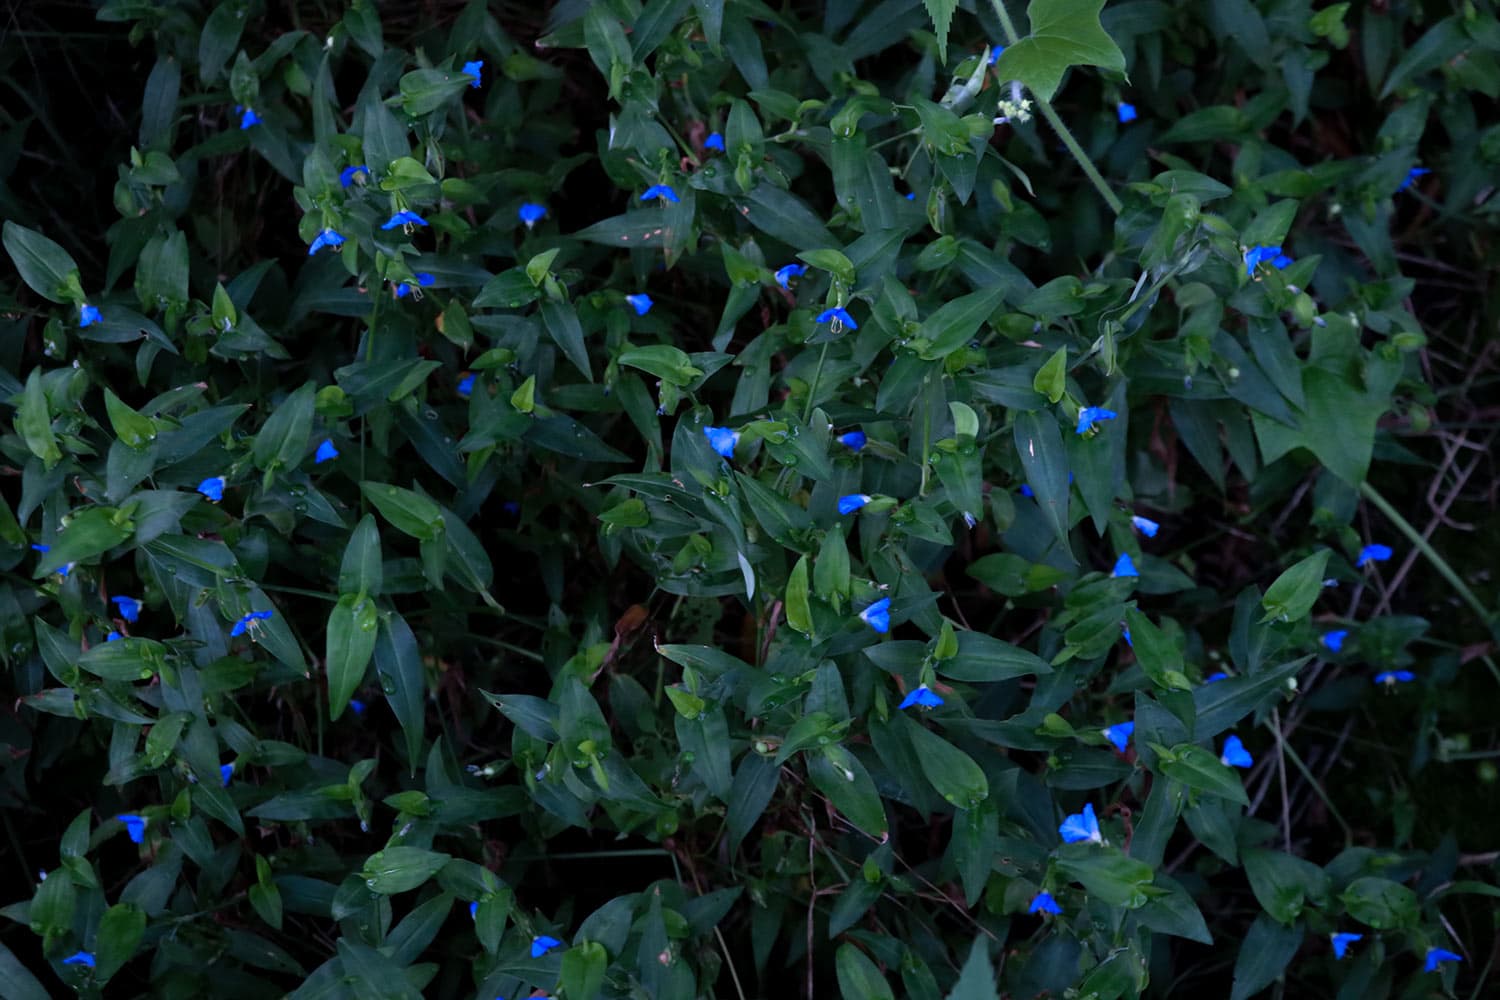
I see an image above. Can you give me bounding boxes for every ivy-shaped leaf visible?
[992,0,1127,102]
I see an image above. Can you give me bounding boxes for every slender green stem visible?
[1359,482,1491,626]
[803,342,830,423]
[1277,731,1354,847]
[986,0,1124,215]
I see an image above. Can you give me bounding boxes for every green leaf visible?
[1123,609,1193,691]
[836,943,895,1000]
[1014,410,1071,551]
[398,67,473,116]
[3,221,82,303]
[901,714,989,808]
[923,0,958,63]
[539,299,593,381]
[199,1,247,84]
[34,506,134,576]
[1243,847,1328,924]
[936,632,1052,682]
[1341,877,1418,930]
[252,381,316,472]
[361,481,444,541]
[1191,658,1305,739]
[919,285,1008,359]
[338,514,383,596]
[1055,844,1156,908]
[1260,549,1330,623]
[374,613,427,770]
[95,902,147,978]
[0,940,51,1000]
[361,846,451,894]
[16,369,62,467]
[1230,912,1303,1000]
[1033,346,1067,403]
[945,936,999,1000]
[785,554,813,636]
[102,387,156,450]
[993,0,1128,102]
[807,744,888,839]
[1157,743,1249,805]
[326,593,378,720]
[560,940,608,1000]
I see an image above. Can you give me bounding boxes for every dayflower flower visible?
[107,631,122,641]
[1399,167,1431,192]
[220,762,234,787]
[1029,891,1062,915]
[774,263,807,288]
[1111,553,1138,578]
[531,935,563,958]
[118,813,147,843]
[457,372,476,398]
[641,184,680,203]
[238,106,260,129]
[308,229,345,255]
[625,293,654,316]
[838,430,866,451]
[462,59,483,88]
[230,609,274,637]
[1357,543,1392,567]
[394,272,435,298]
[1059,802,1102,844]
[1243,245,1293,276]
[1424,948,1461,972]
[470,901,480,920]
[1321,630,1348,653]
[704,132,725,151]
[1117,102,1137,123]
[349,698,367,715]
[988,43,1005,65]
[838,494,872,515]
[815,306,858,330]
[1331,932,1362,959]
[703,426,739,459]
[1374,670,1416,686]
[1103,721,1134,753]
[62,952,96,968]
[898,684,943,710]
[1205,672,1229,683]
[859,598,891,634]
[1019,484,1034,497]
[1131,515,1159,537]
[518,202,547,228]
[339,165,369,187]
[315,439,339,464]
[1076,406,1118,434]
[381,210,429,230]
[197,476,226,502]
[80,303,101,327]
[1220,734,1253,768]
[1121,624,1132,647]
[112,595,142,623]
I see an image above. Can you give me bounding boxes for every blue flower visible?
[231,609,274,637]
[1104,721,1134,753]
[1076,406,1118,434]
[531,935,563,958]
[107,631,122,641]
[1357,543,1393,567]
[118,813,147,843]
[625,293,654,316]
[1121,624,1132,647]
[197,476,226,502]
[1399,167,1431,192]
[859,597,891,634]
[502,500,520,516]
[1331,932,1362,959]
[1019,484,1034,498]
[1059,802,1102,844]
[1028,891,1062,915]
[1220,734,1253,768]
[457,372,476,398]
[704,132,725,151]
[470,901,479,920]
[988,44,1005,65]
[1131,515,1159,537]
[60,563,74,578]
[80,303,101,327]
[703,425,739,459]
[394,273,434,298]
[349,698,367,715]
[905,192,916,200]
[641,184,680,203]
[815,306,858,330]
[315,439,339,464]
[1117,102,1137,123]
[32,543,49,553]
[774,263,807,289]
[339,165,369,187]
[220,762,234,787]
[239,107,261,129]
[1111,553,1138,578]
[1243,245,1292,277]
[838,494,872,515]
[308,229,345,255]
[112,595,142,623]
[898,684,943,710]
[518,202,547,227]
[1424,947,1461,972]
[462,59,483,88]
[62,951,96,968]
[1321,630,1348,653]
[838,430,866,451]
[1205,672,1229,683]
[381,210,429,230]
[1374,670,1416,686]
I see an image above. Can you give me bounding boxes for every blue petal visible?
[1374,670,1415,685]
[197,476,226,502]
[1019,484,1034,498]
[79,303,101,327]
[898,685,943,710]
[340,165,369,187]
[1356,543,1393,566]
[531,935,563,958]
[381,210,429,229]
[1059,802,1101,844]
[1220,734,1253,768]
[220,762,234,787]
[858,598,891,634]
[315,439,339,464]
[988,44,1005,64]
[1205,672,1229,684]
[838,430,866,451]
[118,813,147,843]
[1424,948,1461,972]
[641,184,680,203]
[462,59,483,88]
[1321,629,1348,652]
[62,951,96,968]
[1076,406,1118,435]
[240,107,260,129]
[815,307,858,329]
[1028,891,1062,914]
[837,494,871,515]
[457,372,476,398]
[1111,553,1138,578]
[107,631,122,641]
[470,901,480,920]
[415,272,435,286]
[1130,515,1159,537]
[703,426,739,459]
[1331,932,1362,959]
[625,293,654,316]
[112,595,142,622]
[774,263,807,289]
[1117,102,1137,123]
[518,202,547,225]
[349,698,367,715]
[704,132,725,151]
[1104,722,1134,753]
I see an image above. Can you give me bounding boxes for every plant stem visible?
[803,342,830,423]
[1359,481,1491,627]
[986,0,1124,216]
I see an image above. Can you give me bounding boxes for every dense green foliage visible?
[2,0,1499,997]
